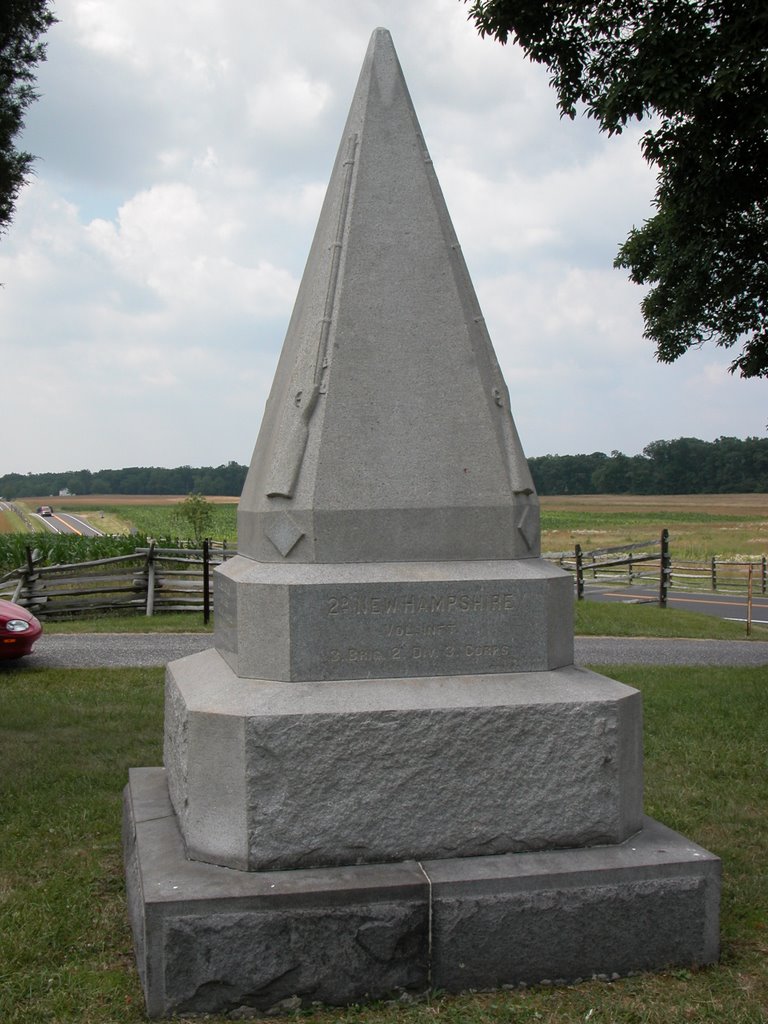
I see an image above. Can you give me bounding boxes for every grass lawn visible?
[574,600,768,640]
[37,600,768,640]
[42,611,213,634]
[0,665,766,1023]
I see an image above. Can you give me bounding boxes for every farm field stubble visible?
[540,493,768,560]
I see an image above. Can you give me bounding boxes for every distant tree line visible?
[2,438,767,499]
[529,437,768,495]
[0,462,248,499]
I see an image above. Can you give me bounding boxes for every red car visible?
[0,599,43,659]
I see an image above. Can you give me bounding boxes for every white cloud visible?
[245,69,332,137]
[1,0,763,476]
[84,184,299,321]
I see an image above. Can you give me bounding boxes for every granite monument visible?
[123,28,720,1018]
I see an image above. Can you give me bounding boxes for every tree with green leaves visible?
[465,0,768,378]
[0,0,56,237]
[175,493,214,546]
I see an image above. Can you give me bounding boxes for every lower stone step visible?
[124,767,720,1018]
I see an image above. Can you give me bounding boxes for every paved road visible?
[4,632,767,670]
[583,583,768,626]
[575,636,768,666]
[31,510,104,536]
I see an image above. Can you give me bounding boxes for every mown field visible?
[3,494,767,562]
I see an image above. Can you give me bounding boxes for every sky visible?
[1,0,765,476]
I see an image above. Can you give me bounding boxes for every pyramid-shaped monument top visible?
[239,28,539,563]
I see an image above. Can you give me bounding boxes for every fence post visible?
[659,529,670,608]
[13,548,34,605]
[17,546,40,608]
[762,556,766,596]
[575,543,584,600]
[145,541,156,617]
[711,556,717,591]
[203,539,211,625]
[746,563,754,637]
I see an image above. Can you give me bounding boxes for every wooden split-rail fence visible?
[0,541,236,622]
[546,530,672,605]
[1,531,765,622]
[545,529,767,607]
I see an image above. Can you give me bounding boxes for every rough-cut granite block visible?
[124,769,720,1018]
[124,768,429,1018]
[214,556,574,681]
[164,649,643,871]
[426,818,721,990]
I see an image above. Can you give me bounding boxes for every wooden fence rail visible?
[674,556,768,593]
[544,529,766,606]
[0,541,237,620]
[545,530,671,605]
[1,534,765,619]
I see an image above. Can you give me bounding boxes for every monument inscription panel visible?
[289,581,547,680]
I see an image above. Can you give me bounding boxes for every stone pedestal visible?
[164,649,643,871]
[125,768,720,1018]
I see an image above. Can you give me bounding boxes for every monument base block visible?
[124,768,720,1019]
[164,650,644,871]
